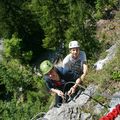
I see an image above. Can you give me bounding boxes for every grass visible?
[83,10,120,118]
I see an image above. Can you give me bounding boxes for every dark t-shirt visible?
[44,67,79,92]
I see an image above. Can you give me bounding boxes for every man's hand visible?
[67,87,76,96]
[57,90,64,97]
[51,88,64,98]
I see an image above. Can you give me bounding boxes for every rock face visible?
[43,84,97,120]
[94,44,117,70]
[41,88,120,120]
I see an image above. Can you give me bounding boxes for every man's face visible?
[70,47,80,59]
[46,68,58,80]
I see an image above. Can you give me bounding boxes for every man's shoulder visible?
[57,67,68,73]
[43,76,50,83]
[80,51,86,58]
[63,54,71,63]
[79,51,87,62]
[80,50,86,55]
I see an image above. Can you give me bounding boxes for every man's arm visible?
[80,64,88,81]
[80,51,87,81]
[50,88,64,97]
[62,54,71,69]
[68,64,88,96]
[67,77,81,96]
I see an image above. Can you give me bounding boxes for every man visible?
[40,60,81,107]
[63,40,88,83]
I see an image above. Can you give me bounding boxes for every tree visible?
[3,33,33,63]
[0,0,45,62]
[65,0,101,58]
[29,0,69,52]
[0,60,50,119]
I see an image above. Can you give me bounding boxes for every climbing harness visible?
[63,81,110,109]
[61,82,85,104]
[31,82,114,120]
[99,104,120,120]
[62,87,84,104]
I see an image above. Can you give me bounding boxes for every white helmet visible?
[69,40,80,49]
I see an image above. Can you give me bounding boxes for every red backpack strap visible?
[99,104,120,120]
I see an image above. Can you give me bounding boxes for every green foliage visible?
[93,94,107,103]
[0,0,26,38]
[95,0,104,17]
[0,0,119,61]
[1,0,118,61]
[112,71,120,81]
[0,0,45,61]
[22,51,33,63]
[95,10,103,19]
[64,0,102,59]
[3,34,22,59]
[0,59,45,93]
[0,59,50,119]
[29,0,68,51]
[3,34,33,64]
[0,97,48,120]
[95,0,119,19]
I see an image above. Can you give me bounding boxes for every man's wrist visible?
[73,83,78,89]
[72,86,76,89]
[80,74,85,81]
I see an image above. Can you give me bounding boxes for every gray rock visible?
[94,104,104,114]
[43,84,97,120]
[94,44,117,70]
[109,91,120,110]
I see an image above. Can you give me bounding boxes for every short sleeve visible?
[63,54,71,69]
[44,76,54,91]
[80,51,87,62]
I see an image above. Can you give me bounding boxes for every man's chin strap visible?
[99,104,120,120]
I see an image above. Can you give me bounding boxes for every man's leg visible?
[54,95,63,107]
